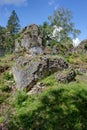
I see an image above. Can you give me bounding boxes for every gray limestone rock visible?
[12,55,68,90]
[15,24,43,55]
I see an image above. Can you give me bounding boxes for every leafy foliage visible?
[48,6,81,41]
[39,22,53,46]
[38,7,80,48]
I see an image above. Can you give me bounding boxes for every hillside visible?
[0,25,87,130]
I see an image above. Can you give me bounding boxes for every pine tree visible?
[7,10,20,35]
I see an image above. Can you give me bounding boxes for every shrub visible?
[0,116,5,124]
[0,96,4,104]
[13,90,28,106]
[0,85,10,92]
[14,34,20,39]
[3,71,13,80]
[50,40,57,48]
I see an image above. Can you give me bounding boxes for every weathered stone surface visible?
[12,55,68,90]
[15,24,43,55]
[29,47,43,55]
[55,69,76,83]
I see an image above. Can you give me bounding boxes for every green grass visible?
[0,92,10,104]
[7,74,87,130]
[0,53,87,130]
[0,54,14,67]
[0,54,15,127]
[65,53,87,67]
[0,116,5,124]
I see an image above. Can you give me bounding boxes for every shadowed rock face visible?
[15,24,43,55]
[12,55,68,90]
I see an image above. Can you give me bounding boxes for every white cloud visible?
[73,38,80,47]
[0,0,28,6]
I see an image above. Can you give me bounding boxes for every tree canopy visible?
[0,10,21,55]
[48,7,81,41]
[7,10,20,35]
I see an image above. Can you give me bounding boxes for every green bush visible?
[0,96,4,104]
[13,90,28,106]
[50,40,57,48]
[3,71,13,80]
[0,116,5,124]
[14,34,20,39]
[0,85,10,92]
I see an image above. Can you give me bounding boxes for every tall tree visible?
[7,10,20,35]
[6,10,20,52]
[48,7,81,41]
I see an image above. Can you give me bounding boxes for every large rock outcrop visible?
[12,55,68,90]
[15,24,43,55]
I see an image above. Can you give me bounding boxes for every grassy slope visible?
[0,53,87,130]
[8,75,87,130]
[0,54,14,124]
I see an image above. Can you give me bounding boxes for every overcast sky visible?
[0,0,87,41]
